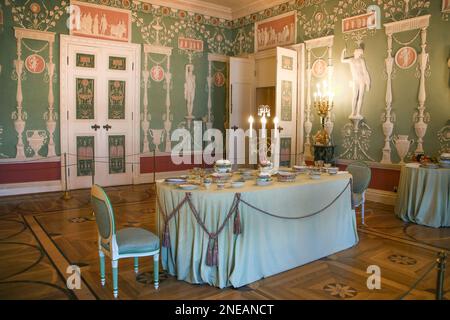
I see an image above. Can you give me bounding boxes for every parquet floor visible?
[0,184,448,300]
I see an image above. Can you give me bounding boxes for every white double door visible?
[61,35,140,190]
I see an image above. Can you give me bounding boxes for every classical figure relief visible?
[184,64,196,120]
[341,47,371,120]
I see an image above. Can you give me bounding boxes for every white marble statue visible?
[184,64,196,119]
[341,48,371,120]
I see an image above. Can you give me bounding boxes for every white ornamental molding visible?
[304,35,334,157]
[143,44,173,154]
[205,53,229,130]
[383,14,431,160]
[13,28,55,160]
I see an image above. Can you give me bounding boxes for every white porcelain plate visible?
[178,184,198,190]
[165,178,186,184]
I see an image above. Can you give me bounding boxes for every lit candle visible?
[273,116,279,138]
[248,115,254,138]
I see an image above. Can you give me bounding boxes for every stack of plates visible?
[277,171,296,182]
[211,172,232,183]
[420,163,440,169]
[165,177,187,184]
[256,175,272,186]
[439,153,450,168]
[231,180,245,188]
[293,165,308,174]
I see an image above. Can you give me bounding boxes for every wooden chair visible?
[91,184,160,298]
[347,161,372,225]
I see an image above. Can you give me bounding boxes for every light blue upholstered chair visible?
[91,184,160,298]
[347,161,372,225]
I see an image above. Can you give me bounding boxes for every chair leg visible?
[99,250,105,286]
[361,192,366,225]
[112,260,118,298]
[134,257,139,274]
[153,253,159,290]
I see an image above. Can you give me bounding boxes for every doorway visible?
[60,35,140,190]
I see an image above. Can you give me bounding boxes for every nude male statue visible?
[341,47,371,119]
[184,64,196,118]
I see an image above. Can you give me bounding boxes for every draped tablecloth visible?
[156,173,358,288]
[395,163,450,228]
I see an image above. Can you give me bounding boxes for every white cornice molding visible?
[208,53,229,62]
[232,0,289,20]
[144,44,173,55]
[384,14,431,35]
[141,0,232,20]
[304,35,334,50]
[140,0,293,21]
[14,27,56,42]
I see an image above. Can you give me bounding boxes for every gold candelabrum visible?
[313,81,334,146]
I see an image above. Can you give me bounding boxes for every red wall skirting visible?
[140,155,213,173]
[0,162,61,184]
[0,158,401,192]
[337,164,399,192]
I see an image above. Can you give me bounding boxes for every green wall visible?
[0,0,232,159]
[232,0,450,161]
[0,0,449,166]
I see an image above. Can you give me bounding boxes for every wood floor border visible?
[24,215,97,300]
[358,227,449,254]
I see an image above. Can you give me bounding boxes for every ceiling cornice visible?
[140,0,292,23]
[231,0,289,20]
[141,0,233,20]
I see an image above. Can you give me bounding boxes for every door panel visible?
[229,57,255,130]
[275,47,297,167]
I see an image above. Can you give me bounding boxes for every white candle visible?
[273,116,279,138]
[261,115,267,138]
[248,116,254,138]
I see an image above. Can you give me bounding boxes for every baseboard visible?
[0,180,62,197]
[366,188,397,205]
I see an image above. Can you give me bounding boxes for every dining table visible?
[395,163,450,228]
[156,171,359,288]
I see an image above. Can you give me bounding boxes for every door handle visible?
[278,126,284,132]
[231,125,238,131]
[91,124,100,131]
[103,124,112,131]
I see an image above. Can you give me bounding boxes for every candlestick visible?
[261,115,267,138]
[248,115,254,138]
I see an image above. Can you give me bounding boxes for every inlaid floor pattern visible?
[0,184,448,300]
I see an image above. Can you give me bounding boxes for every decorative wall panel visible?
[108,80,125,119]
[76,136,94,176]
[76,78,95,119]
[109,135,125,174]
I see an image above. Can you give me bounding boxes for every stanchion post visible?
[153,149,156,186]
[436,251,447,300]
[91,153,95,186]
[61,152,72,200]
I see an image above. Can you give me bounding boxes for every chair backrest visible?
[91,184,116,241]
[347,161,371,194]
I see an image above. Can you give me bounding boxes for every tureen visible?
[214,159,232,173]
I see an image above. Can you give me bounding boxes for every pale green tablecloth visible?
[395,163,450,228]
[156,173,358,288]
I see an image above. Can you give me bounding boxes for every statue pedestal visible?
[313,145,336,165]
